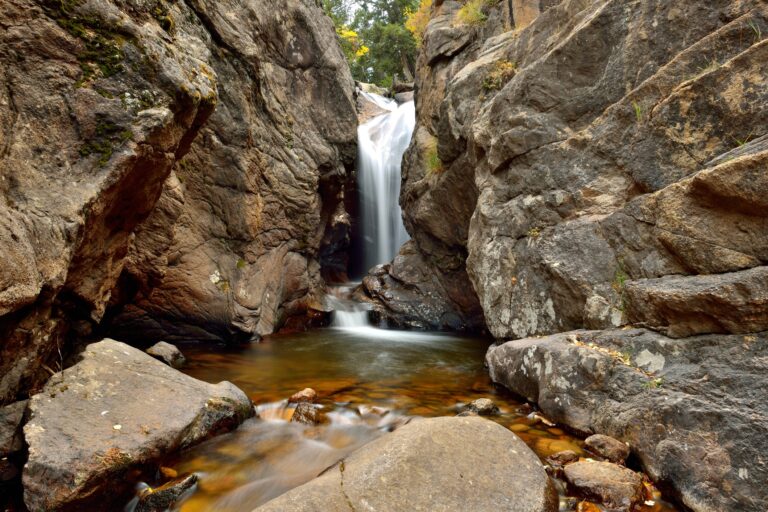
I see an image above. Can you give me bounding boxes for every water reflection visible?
[159,328,676,512]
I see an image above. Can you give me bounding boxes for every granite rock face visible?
[368,0,768,340]
[357,241,486,331]
[0,0,217,404]
[257,416,558,512]
[486,329,768,511]
[0,0,357,404]
[365,5,768,510]
[106,0,358,343]
[23,339,252,512]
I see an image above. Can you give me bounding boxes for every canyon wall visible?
[368,0,767,340]
[0,0,356,405]
[366,0,768,509]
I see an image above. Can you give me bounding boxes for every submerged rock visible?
[23,339,253,511]
[146,341,186,369]
[136,474,198,512]
[584,434,629,465]
[486,328,768,511]
[257,416,558,511]
[564,461,643,510]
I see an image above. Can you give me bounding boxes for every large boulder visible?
[486,328,768,512]
[257,416,557,512]
[23,339,253,511]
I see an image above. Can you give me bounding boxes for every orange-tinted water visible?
[154,327,678,512]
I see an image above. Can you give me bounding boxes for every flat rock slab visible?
[486,328,768,512]
[564,461,643,509]
[256,416,557,512]
[625,267,768,338]
[23,339,253,512]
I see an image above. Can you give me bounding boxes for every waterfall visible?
[357,97,415,273]
[328,93,415,329]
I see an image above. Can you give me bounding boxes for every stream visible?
[134,94,677,512]
[147,327,678,512]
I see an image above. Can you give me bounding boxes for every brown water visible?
[151,327,678,512]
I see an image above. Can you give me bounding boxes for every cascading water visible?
[328,93,415,329]
[357,97,415,272]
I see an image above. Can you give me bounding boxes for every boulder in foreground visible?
[257,416,557,512]
[486,328,768,512]
[23,339,253,511]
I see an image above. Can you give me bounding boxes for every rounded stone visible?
[257,416,558,511]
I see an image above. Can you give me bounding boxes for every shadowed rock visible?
[146,341,185,369]
[584,434,630,464]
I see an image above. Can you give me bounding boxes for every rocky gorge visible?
[0,0,766,511]
[359,0,768,510]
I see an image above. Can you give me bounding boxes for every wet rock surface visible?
[486,328,768,511]
[546,450,579,467]
[257,416,558,512]
[23,339,253,511]
[357,241,486,331]
[462,397,499,416]
[290,402,327,426]
[135,473,198,512]
[564,461,643,510]
[584,434,630,465]
[146,341,185,369]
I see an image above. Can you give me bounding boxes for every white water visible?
[358,97,415,273]
[326,283,370,328]
[328,94,415,329]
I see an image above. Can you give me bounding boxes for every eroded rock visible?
[486,328,768,511]
[0,401,26,457]
[102,0,358,344]
[0,0,218,404]
[463,398,500,416]
[23,339,253,511]
[546,450,579,467]
[257,416,558,512]
[290,403,326,426]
